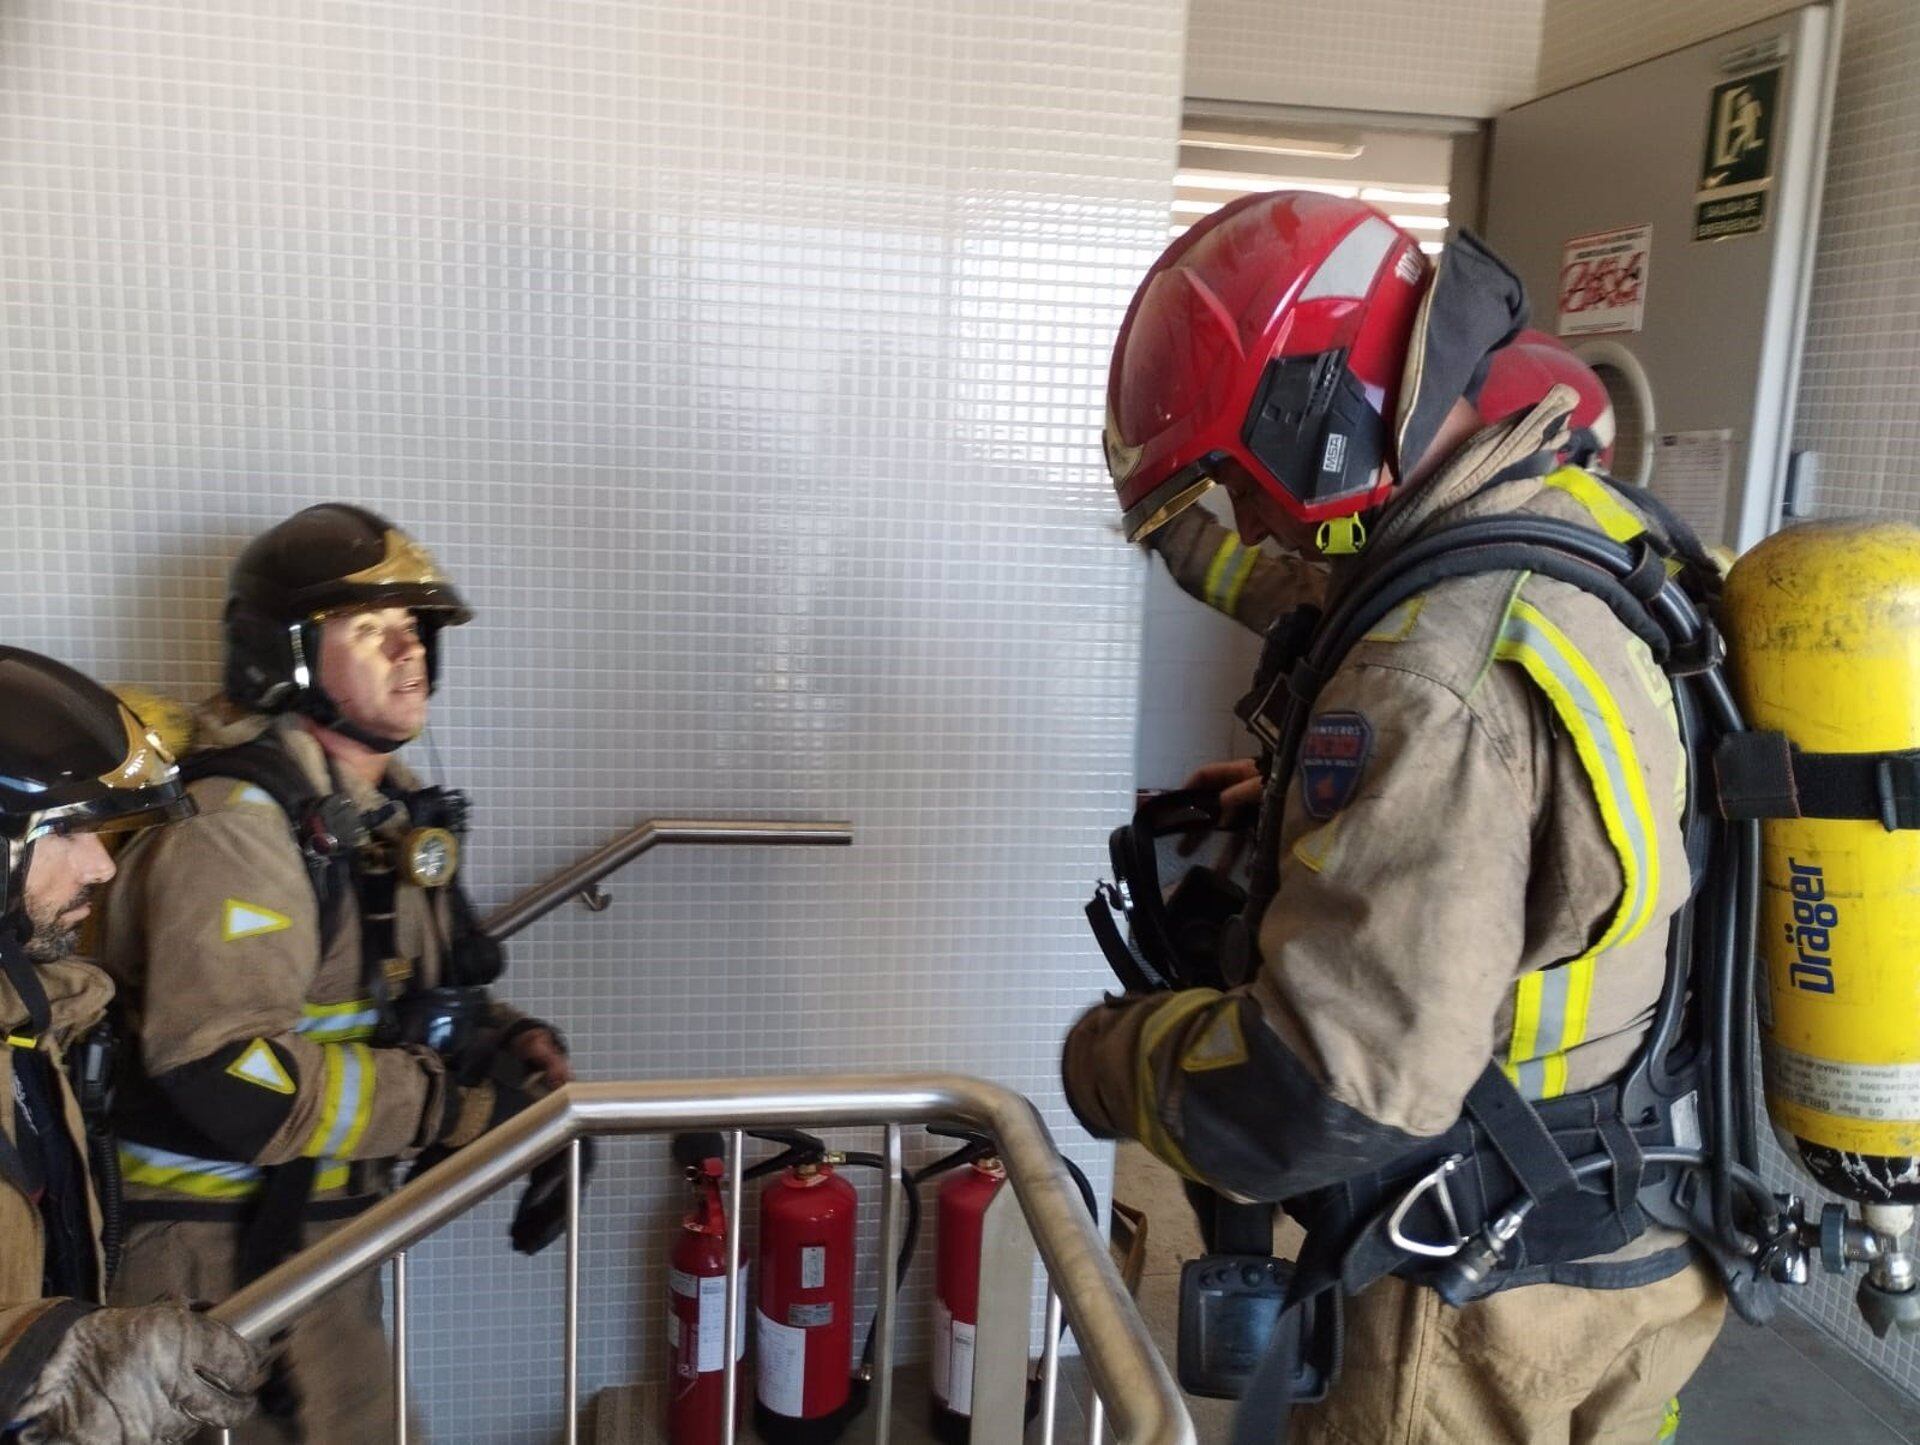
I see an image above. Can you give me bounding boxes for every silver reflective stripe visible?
[296,1004,381,1043]
[320,1044,368,1158]
[1299,216,1400,303]
[1514,1059,1548,1099]
[119,1140,263,1183]
[1498,603,1655,946]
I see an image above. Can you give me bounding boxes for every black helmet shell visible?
[222,505,470,717]
[0,647,195,913]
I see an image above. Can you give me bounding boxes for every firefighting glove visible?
[436,1071,538,1151]
[510,1138,598,1256]
[15,1304,264,1445]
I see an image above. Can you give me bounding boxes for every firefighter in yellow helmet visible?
[97,505,573,1441]
[0,647,263,1444]
[1066,193,1749,1441]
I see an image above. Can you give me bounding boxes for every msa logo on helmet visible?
[1321,433,1348,475]
[1785,858,1838,995]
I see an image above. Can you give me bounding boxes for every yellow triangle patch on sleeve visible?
[226,1039,295,1095]
[222,899,292,942]
[1179,1005,1249,1075]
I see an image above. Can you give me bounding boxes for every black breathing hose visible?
[87,1125,124,1287]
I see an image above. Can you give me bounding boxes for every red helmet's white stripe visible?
[1298,215,1401,304]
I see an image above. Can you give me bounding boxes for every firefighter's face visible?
[1214,457,1327,551]
[318,607,430,743]
[22,832,114,961]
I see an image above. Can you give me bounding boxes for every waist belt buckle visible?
[1387,1155,1470,1259]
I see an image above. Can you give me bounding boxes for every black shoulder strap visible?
[179,736,321,811]
[1,932,52,1042]
[181,739,353,944]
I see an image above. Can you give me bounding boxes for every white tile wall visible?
[1137,494,1264,789]
[1185,0,1544,117]
[1536,0,1789,94]
[1775,0,1920,1398]
[1542,0,1920,1409]
[0,1,1185,1438]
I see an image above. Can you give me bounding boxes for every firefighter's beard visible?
[24,884,92,962]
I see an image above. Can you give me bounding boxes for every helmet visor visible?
[32,786,196,841]
[1119,452,1226,543]
[1107,265,1247,533]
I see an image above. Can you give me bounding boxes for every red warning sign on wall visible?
[1556,224,1652,337]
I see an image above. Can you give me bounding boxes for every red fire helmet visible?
[1479,329,1617,470]
[1104,191,1431,543]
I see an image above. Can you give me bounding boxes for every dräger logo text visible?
[1785,858,1838,995]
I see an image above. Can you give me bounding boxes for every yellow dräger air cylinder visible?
[1724,520,1920,1205]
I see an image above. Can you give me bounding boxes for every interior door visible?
[1482,4,1840,551]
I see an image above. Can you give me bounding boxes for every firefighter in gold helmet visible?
[1066,194,1741,1441]
[97,505,573,1442]
[0,647,264,1444]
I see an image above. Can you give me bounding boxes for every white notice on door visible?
[1557,224,1652,336]
[697,1266,748,1372]
[1653,429,1735,546]
[756,1310,806,1418]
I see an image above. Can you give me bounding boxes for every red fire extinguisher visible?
[930,1155,1004,1441]
[920,1126,1096,1439]
[755,1159,858,1444]
[666,1157,745,1444]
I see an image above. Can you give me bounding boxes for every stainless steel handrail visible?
[480,819,854,942]
[209,1074,1193,1444]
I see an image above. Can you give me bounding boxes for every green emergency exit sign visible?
[1694,66,1780,242]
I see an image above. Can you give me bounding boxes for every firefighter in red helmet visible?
[1143,326,1618,638]
[1065,192,1725,1441]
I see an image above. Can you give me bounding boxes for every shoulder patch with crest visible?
[1298,711,1373,819]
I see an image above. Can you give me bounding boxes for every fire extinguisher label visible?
[696,1267,749,1372]
[932,1300,953,1405]
[800,1244,827,1290]
[787,1301,834,1327]
[944,1327,975,1412]
[756,1310,807,1418]
[931,1301,977,1416]
[948,1320,977,1417]
[668,1267,696,1298]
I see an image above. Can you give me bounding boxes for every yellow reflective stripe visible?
[1508,971,1543,1068]
[302,998,375,1018]
[316,1162,351,1192]
[1202,534,1243,611]
[303,1043,347,1158]
[297,998,381,1043]
[1219,545,1260,616]
[1363,596,1424,643]
[1658,1395,1681,1441]
[1134,990,1223,1184]
[119,1142,261,1200]
[336,1044,375,1157]
[1497,592,1661,1099]
[306,1043,369,1159]
[1543,466,1645,543]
